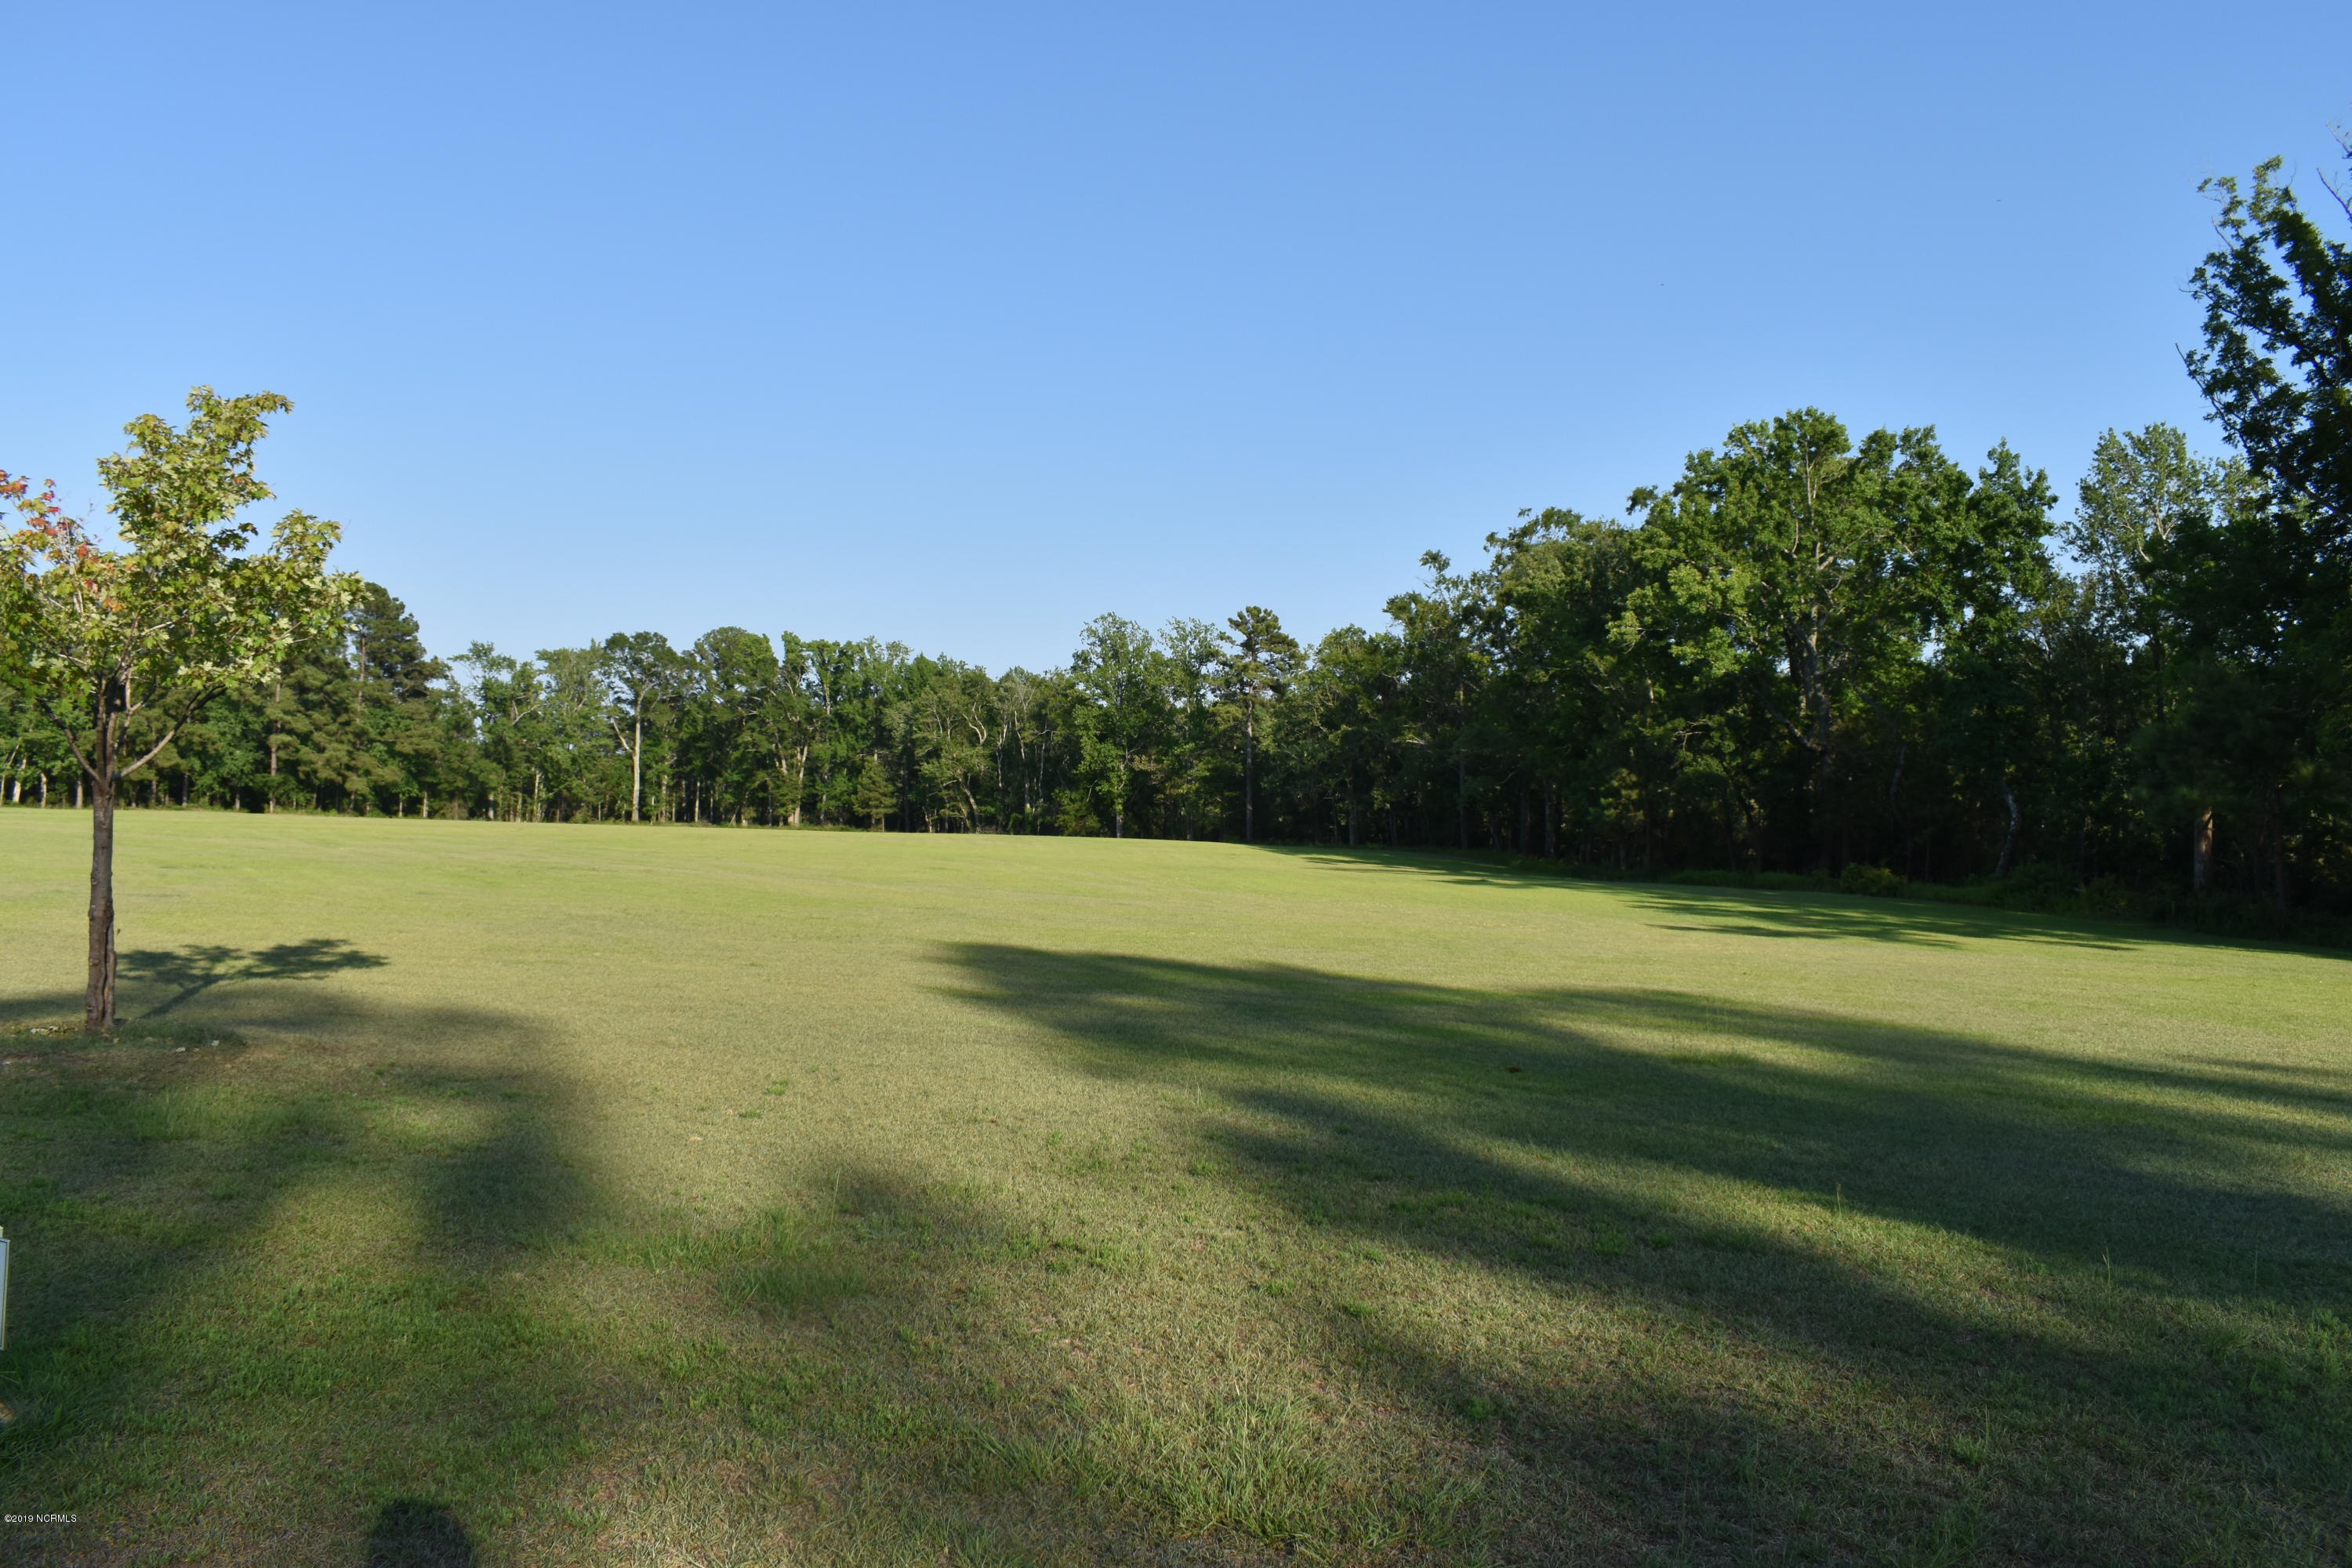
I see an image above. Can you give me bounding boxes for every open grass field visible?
[0,810,2347,1566]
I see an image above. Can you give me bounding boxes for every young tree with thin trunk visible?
[0,389,349,1030]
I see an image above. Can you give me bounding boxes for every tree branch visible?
[117,684,225,781]
[29,692,100,782]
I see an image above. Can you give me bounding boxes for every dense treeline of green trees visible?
[5,147,2347,915]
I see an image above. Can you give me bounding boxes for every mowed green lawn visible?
[0,812,2347,1566]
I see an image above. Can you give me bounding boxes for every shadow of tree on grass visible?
[0,983,602,1568]
[8,928,2348,1565]
[365,1500,475,1567]
[118,939,392,1016]
[1625,888,2136,951]
[1260,844,2340,959]
[940,942,2352,1564]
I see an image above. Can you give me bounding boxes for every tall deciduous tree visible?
[0,389,350,1029]
[2187,145,2352,543]
[1625,410,2049,867]
[1385,556,1493,852]
[593,630,677,822]
[1156,617,1222,840]
[2181,146,2352,906]
[2064,426,2247,887]
[1072,613,1164,839]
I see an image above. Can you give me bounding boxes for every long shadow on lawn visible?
[592,1154,1740,1564]
[118,939,392,1016]
[10,933,2348,1563]
[3,971,1320,1565]
[946,944,2352,1287]
[0,979,603,1567]
[1260,845,2325,958]
[0,940,394,1029]
[943,942,2352,1563]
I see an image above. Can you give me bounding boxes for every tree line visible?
[7,144,2348,926]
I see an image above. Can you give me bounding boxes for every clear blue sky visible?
[7,2,2347,673]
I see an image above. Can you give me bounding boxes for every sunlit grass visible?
[0,808,2347,1564]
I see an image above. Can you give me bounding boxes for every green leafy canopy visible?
[2,387,353,778]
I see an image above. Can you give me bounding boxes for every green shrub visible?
[1838,864,1904,898]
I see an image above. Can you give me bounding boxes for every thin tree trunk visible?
[1812,748,1835,873]
[86,740,118,1033]
[2270,789,2289,911]
[2191,808,2213,893]
[1243,710,1254,844]
[630,710,644,822]
[1995,778,2020,879]
[1887,742,1907,872]
[1456,755,1468,851]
